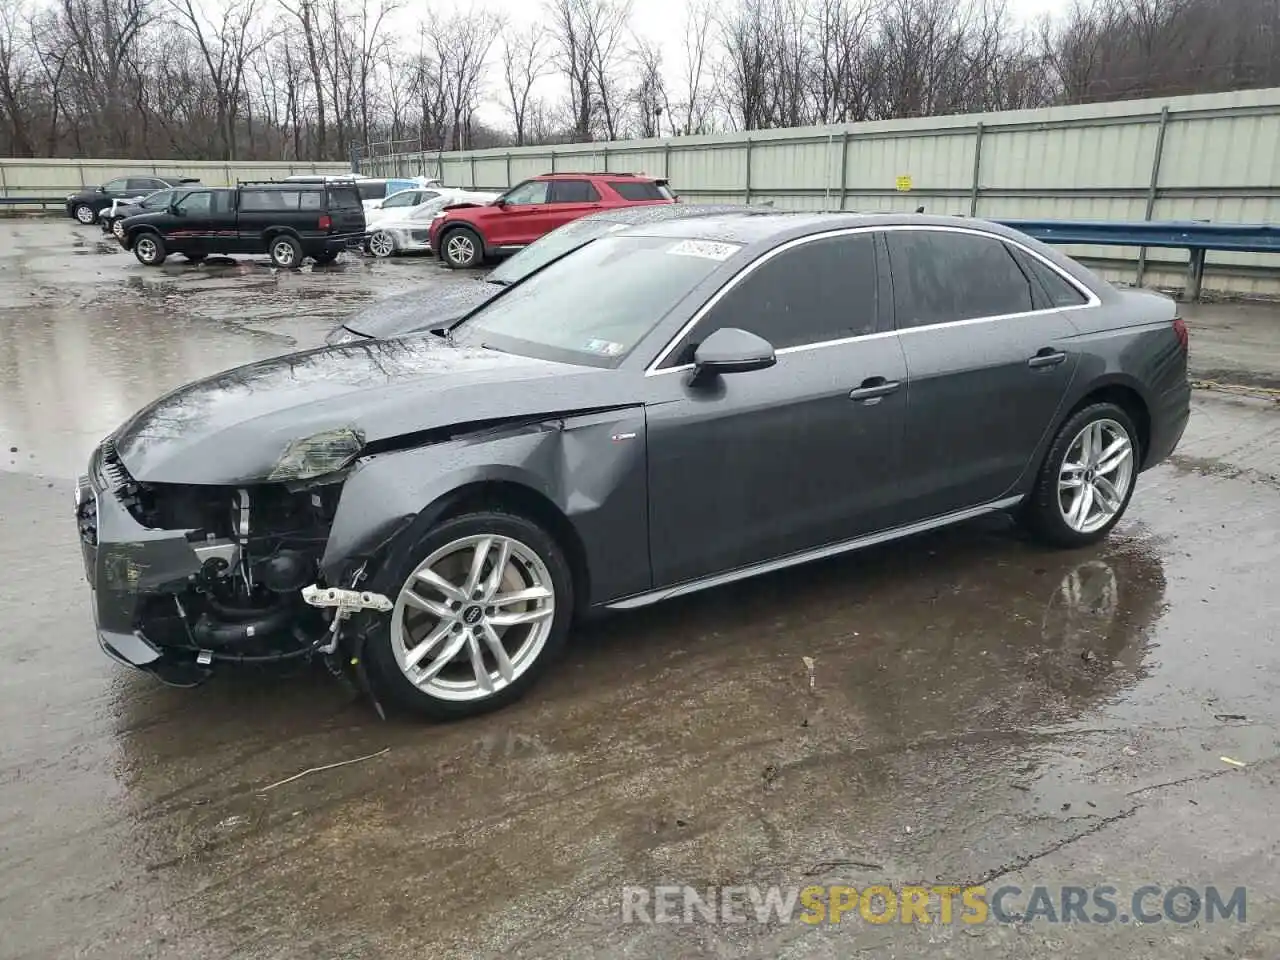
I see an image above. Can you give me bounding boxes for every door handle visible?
[849,377,901,402]
[1028,348,1067,368]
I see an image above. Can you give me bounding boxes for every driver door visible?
[645,231,908,587]
[491,180,550,247]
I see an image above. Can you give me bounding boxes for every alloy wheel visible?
[390,534,555,702]
[112,219,124,238]
[136,237,157,263]
[1057,418,1135,534]
[446,233,476,266]
[369,231,395,257]
[272,240,295,266]
[75,205,95,224]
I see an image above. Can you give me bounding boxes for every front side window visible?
[502,180,549,205]
[886,230,1035,329]
[666,233,879,364]
[140,190,173,209]
[549,180,600,203]
[175,191,212,215]
[453,235,739,367]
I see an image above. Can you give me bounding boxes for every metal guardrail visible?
[995,218,1280,301]
[0,196,63,210]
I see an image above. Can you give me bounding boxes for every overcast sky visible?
[426,0,1074,128]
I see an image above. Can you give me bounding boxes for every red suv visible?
[429,172,676,269]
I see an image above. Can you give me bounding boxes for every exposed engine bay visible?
[77,438,393,687]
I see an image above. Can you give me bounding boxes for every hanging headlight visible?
[267,427,365,482]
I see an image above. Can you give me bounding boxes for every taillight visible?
[1172,316,1188,351]
[319,213,332,231]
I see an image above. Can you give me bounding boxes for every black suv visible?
[65,175,200,224]
[118,181,367,268]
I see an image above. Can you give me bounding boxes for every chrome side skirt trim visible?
[604,495,1025,611]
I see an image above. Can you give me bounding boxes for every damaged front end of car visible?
[75,428,392,689]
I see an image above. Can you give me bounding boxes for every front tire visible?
[269,234,303,268]
[1022,402,1140,548]
[133,232,167,266]
[74,203,97,224]
[364,510,573,720]
[441,226,483,269]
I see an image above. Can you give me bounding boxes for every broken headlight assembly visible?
[266,427,365,483]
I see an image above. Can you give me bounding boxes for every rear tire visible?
[441,226,483,269]
[368,230,396,258]
[364,510,573,720]
[133,232,167,266]
[1022,402,1140,548]
[268,234,303,269]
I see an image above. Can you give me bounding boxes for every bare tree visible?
[675,0,716,134]
[501,25,552,145]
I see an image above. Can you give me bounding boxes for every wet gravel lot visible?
[1,219,1278,959]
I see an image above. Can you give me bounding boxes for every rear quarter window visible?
[327,186,361,209]
[609,181,670,201]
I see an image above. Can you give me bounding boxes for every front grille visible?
[77,494,98,546]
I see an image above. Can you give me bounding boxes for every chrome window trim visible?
[643,222,1101,377]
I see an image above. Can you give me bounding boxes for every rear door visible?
[326,184,365,237]
[545,178,602,230]
[885,227,1086,521]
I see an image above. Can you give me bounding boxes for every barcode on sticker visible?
[667,239,741,261]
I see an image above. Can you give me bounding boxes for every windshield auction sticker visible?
[666,239,741,261]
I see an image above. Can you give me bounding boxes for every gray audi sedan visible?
[75,212,1190,720]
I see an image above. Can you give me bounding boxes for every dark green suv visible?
[118,181,367,268]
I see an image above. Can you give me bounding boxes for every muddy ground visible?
[0,219,1277,959]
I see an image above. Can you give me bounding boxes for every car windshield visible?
[486,218,629,286]
[453,234,741,368]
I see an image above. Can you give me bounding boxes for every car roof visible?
[614,211,1037,245]
[534,171,662,181]
[573,203,776,227]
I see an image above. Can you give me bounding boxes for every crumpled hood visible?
[343,281,500,339]
[111,335,626,484]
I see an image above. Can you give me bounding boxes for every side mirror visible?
[692,327,776,375]
[168,203,181,215]
[493,197,507,208]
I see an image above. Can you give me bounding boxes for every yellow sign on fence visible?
[895,175,913,192]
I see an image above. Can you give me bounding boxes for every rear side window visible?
[886,231,1034,329]
[240,189,322,211]
[671,233,879,361]
[327,186,361,210]
[1013,248,1090,307]
[609,180,670,201]
[549,179,600,203]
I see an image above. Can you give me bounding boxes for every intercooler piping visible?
[191,604,295,646]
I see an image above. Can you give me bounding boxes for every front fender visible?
[320,407,650,605]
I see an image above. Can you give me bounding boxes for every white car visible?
[366,190,499,258]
